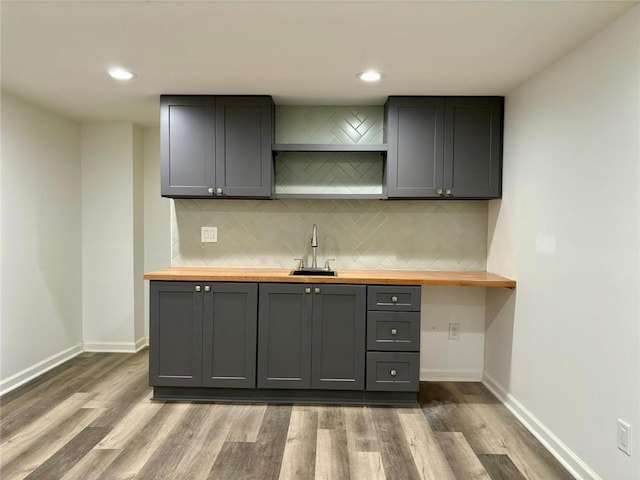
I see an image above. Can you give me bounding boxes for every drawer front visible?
[367,311,420,351]
[367,286,421,311]
[366,352,419,392]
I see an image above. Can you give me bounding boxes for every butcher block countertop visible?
[144,267,516,288]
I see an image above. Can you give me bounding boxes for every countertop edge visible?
[143,268,516,288]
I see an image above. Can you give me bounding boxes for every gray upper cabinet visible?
[161,96,216,198]
[386,96,503,199]
[444,97,503,198]
[385,97,445,198]
[161,95,273,198]
[215,96,273,197]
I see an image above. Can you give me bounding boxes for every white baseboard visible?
[482,372,600,480]
[421,369,483,382]
[84,338,147,353]
[0,343,84,396]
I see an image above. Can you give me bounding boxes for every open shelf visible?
[273,144,388,154]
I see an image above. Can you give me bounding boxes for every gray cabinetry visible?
[386,96,503,199]
[149,281,203,386]
[203,283,258,388]
[161,95,273,198]
[257,283,312,389]
[444,97,503,198]
[366,286,421,392]
[311,284,366,390]
[149,281,257,389]
[257,283,366,391]
[160,96,215,198]
[385,97,445,198]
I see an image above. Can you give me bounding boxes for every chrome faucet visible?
[311,224,318,269]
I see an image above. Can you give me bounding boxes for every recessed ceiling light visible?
[357,70,383,82]
[108,67,137,81]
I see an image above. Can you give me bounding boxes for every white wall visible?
[0,93,83,393]
[143,128,171,340]
[81,123,145,351]
[486,7,639,480]
[421,286,486,381]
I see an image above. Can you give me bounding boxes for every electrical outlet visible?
[201,226,217,243]
[448,323,460,340]
[617,419,631,456]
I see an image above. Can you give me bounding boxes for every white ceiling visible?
[1,0,636,127]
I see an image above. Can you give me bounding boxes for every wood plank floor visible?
[0,351,574,480]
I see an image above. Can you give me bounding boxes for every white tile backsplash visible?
[172,199,488,271]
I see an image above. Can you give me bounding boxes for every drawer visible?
[367,311,420,351]
[367,286,421,311]
[366,352,419,392]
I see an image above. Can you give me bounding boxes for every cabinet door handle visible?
[390,328,397,336]
[195,286,201,292]
[436,188,443,196]
[216,187,223,195]
[391,296,398,303]
[445,188,452,196]
[204,286,211,292]
[208,188,214,195]
[390,369,397,377]
[314,287,321,294]
[305,287,311,294]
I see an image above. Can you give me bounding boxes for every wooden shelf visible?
[272,144,388,153]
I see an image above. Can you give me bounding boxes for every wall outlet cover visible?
[617,419,631,456]
[448,323,460,340]
[201,226,217,243]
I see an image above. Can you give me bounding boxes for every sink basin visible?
[290,269,338,277]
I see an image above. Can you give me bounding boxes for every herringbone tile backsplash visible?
[274,106,385,196]
[172,199,488,271]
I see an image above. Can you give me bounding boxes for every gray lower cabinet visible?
[366,285,421,392]
[150,281,420,404]
[161,95,273,199]
[149,281,203,387]
[202,283,258,388]
[386,96,503,199]
[149,281,257,389]
[257,283,366,390]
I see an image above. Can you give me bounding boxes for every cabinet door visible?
[202,283,258,388]
[149,281,203,386]
[444,97,503,198]
[257,284,312,389]
[215,96,273,198]
[386,97,445,198]
[311,285,366,390]
[160,95,216,197]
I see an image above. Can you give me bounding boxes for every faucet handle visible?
[324,259,335,271]
[294,258,305,270]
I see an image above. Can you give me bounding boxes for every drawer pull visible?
[390,369,397,377]
[391,296,398,303]
[390,328,397,336]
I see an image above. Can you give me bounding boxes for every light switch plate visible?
[201,226,217,243]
